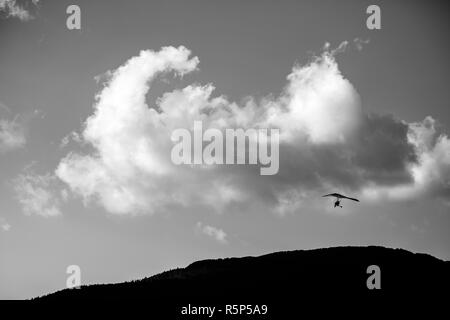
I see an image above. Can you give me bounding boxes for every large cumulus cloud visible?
[52,44,450,216]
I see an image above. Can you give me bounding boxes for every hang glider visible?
[322,193,360,208]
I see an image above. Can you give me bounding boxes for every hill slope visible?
[40,246,449,301]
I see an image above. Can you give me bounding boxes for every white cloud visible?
[196,222,228,244]
[14,173,62,218]
[56,46,200,215]
[48,43,450,217]
[0,0,39,21]
[55,44,364,215]
[267,51,362,143]
[0,217,11,231]
[0,117,26,152]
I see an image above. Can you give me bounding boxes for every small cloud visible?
[196,222,228,244]
[60,131,82,148]
[2,223,11,231]
[274,189,306,216]
[0,116,26,152]
[60,135,69,148]
[13,173,62,218]
[353,38,370,51]
[331,40,349,55]
[94,70,113,85]
[325,38,369,54]
[0,217,11,231]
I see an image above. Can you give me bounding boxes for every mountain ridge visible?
[37,245,449,301]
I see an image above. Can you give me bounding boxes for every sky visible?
[1,0,450,299]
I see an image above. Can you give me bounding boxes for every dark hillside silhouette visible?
[24,246,448,317]
[37,246,449,303]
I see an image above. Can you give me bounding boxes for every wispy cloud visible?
[353,38,370,51]
[14,173,62,218]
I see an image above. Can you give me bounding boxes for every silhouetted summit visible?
[40,246,449,301]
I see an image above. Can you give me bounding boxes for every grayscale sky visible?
[1,0,449,299]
